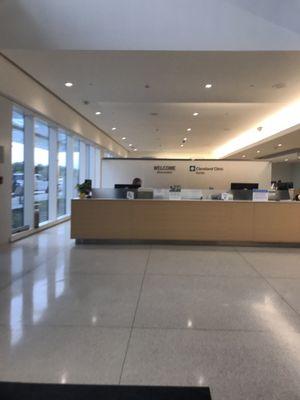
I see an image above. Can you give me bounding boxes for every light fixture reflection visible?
[10,294,23,346]
[33,278,48,324]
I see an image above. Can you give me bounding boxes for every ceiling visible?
[3,50,300,157]
[1,0,300,51]
[227,128,300,161]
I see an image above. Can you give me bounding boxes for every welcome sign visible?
[102,159,272,190]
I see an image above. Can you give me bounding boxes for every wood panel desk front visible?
[71,199,300,245]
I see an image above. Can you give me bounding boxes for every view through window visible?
[11,106,101,234]
[57,131,67,217]
[11,110,25,230]
[34,119,50,224]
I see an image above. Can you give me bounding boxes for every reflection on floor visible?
[1,221,300,400]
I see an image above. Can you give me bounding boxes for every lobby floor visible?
[1,222,300,399]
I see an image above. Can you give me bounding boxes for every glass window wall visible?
[57,131,67,217]
[11,106,103,234]
[11,110,25,230]
[34,119,50,224]
[73,139,80,197]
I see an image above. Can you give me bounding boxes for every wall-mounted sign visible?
[189,165,224,175]
[154,165,176,174]
[102,159,271,190]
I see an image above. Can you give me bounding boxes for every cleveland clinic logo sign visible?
[154,165,176,174]
[189,165,224,175]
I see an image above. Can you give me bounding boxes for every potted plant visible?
[76,181,91,199]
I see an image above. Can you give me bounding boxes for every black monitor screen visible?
[230,182,259,190]
[277,182,293,190]
[114,184,140,189]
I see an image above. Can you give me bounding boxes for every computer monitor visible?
[114,184,140,190]
[277,182,293,190]
[230,183,259,190]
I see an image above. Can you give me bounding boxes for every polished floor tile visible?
[121,328,300,400]
[0,326,130,384]
[2,222,300,399]
[0,272,143,327]
[134,274,300,331]
[0,245,44,278]
[267,278,300,315]
[238,248,300,278]
[147,246,258,277]
[62,245,150,275]
[27,246,150,279]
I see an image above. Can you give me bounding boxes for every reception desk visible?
[71,199,300,245]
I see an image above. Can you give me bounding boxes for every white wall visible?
[102,159,272,190]
[0,97,12,244]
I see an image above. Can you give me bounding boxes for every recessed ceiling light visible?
[95,111,101,115]
[129,144,133,147]
[64,82,73,87]
[242,155,246,158]
[122,137,126,140]
[272,82,286,89]
[133,148,138,151]
[193,112,199,116]
[187,128,192,132]
[256,150,261,153]
[277,143,282,147]
[205,83,212,89]
[183,137,187,141]
[284,158,289,162]
[112,127,116,131]
[180,144,184,147]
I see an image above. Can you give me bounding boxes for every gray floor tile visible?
[0,245,41,278]
[134,274,300,331]
[148,246,258,277]
[0,272,143,327]
[121,328,300,400]
[0,326,130,384]
[58,245,150,275]
[239,248,300,278]
[267,278,300,315]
